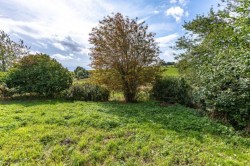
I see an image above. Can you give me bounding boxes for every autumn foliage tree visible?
[89,13,161,102]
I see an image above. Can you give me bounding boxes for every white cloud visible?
[51,53,73,61]
[29,50,41,54]
[38,42,48,49]
[0,0,155,45]
[0,0,157,70]
[138,16,151,23]
[153,10,160,14]
[170,0,177,3]
[161,49,176,62]
[156,33,179,62]
[170,0,188,6]
[156,33,179,47]
[80,48,90,55]
[165,6,184,22]
[0,0,185,69]
[53,43,65,51]
[179,0,188,6]
[148,23,175,33]
[185,11,189,17]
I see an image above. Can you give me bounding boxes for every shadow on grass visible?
[96,101,250,147]
[96,101,229,134]
[1,99,249,147]
[0,99,240,135]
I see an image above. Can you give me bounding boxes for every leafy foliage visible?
[89,13,161,102]
[0,83,16,99]
[0,72,15,99]
[175,0,250,130]
[66,83,110,101]
[6,54,72,97]
[74,66,89,79]
[0,30,29,72]
[0,72,7,83]
[151,77,193,106]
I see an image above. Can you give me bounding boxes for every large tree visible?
[0,30,29,72]
[175,0,250,131]
[89,13,161,102]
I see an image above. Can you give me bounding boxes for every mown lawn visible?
[0,100,249,165]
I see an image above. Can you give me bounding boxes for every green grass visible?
[162,67,179,77]
[0,100,249,165]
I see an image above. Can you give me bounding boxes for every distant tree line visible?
[74,66,89,80]
[159,60,176,66]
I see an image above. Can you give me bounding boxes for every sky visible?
[0,0,219,70]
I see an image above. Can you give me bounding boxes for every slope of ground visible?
[0,100,249,165]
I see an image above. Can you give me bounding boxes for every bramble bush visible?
[6,54,72,97]
[174,0,250,131]
[66,83,110,101]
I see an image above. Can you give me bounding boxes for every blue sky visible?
[0,0,219,70]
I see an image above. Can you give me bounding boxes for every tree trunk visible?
[1,58,6,72]
[120,70,139,102]
[0,48,7,72]
[124,90,136,103]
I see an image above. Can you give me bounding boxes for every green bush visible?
[0,72,16,98]
[173,0,250,131]
[6,54,72,97]
[0,72,7,83]
[66,83,110,101]
[151,77,193,106]
[197,54,250,130]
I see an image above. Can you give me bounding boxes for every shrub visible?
[0,72,15,99]
[136,86,151,102]
[173,0,250,131]
[151,77,193,106]
[6,54,72,97]
[0,83,16,99]
[197,54,250,130]
[66,83,110,101]
[0,72,7,83]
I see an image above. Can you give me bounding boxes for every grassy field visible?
[0,100,249,165]
[162,67,179,77]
